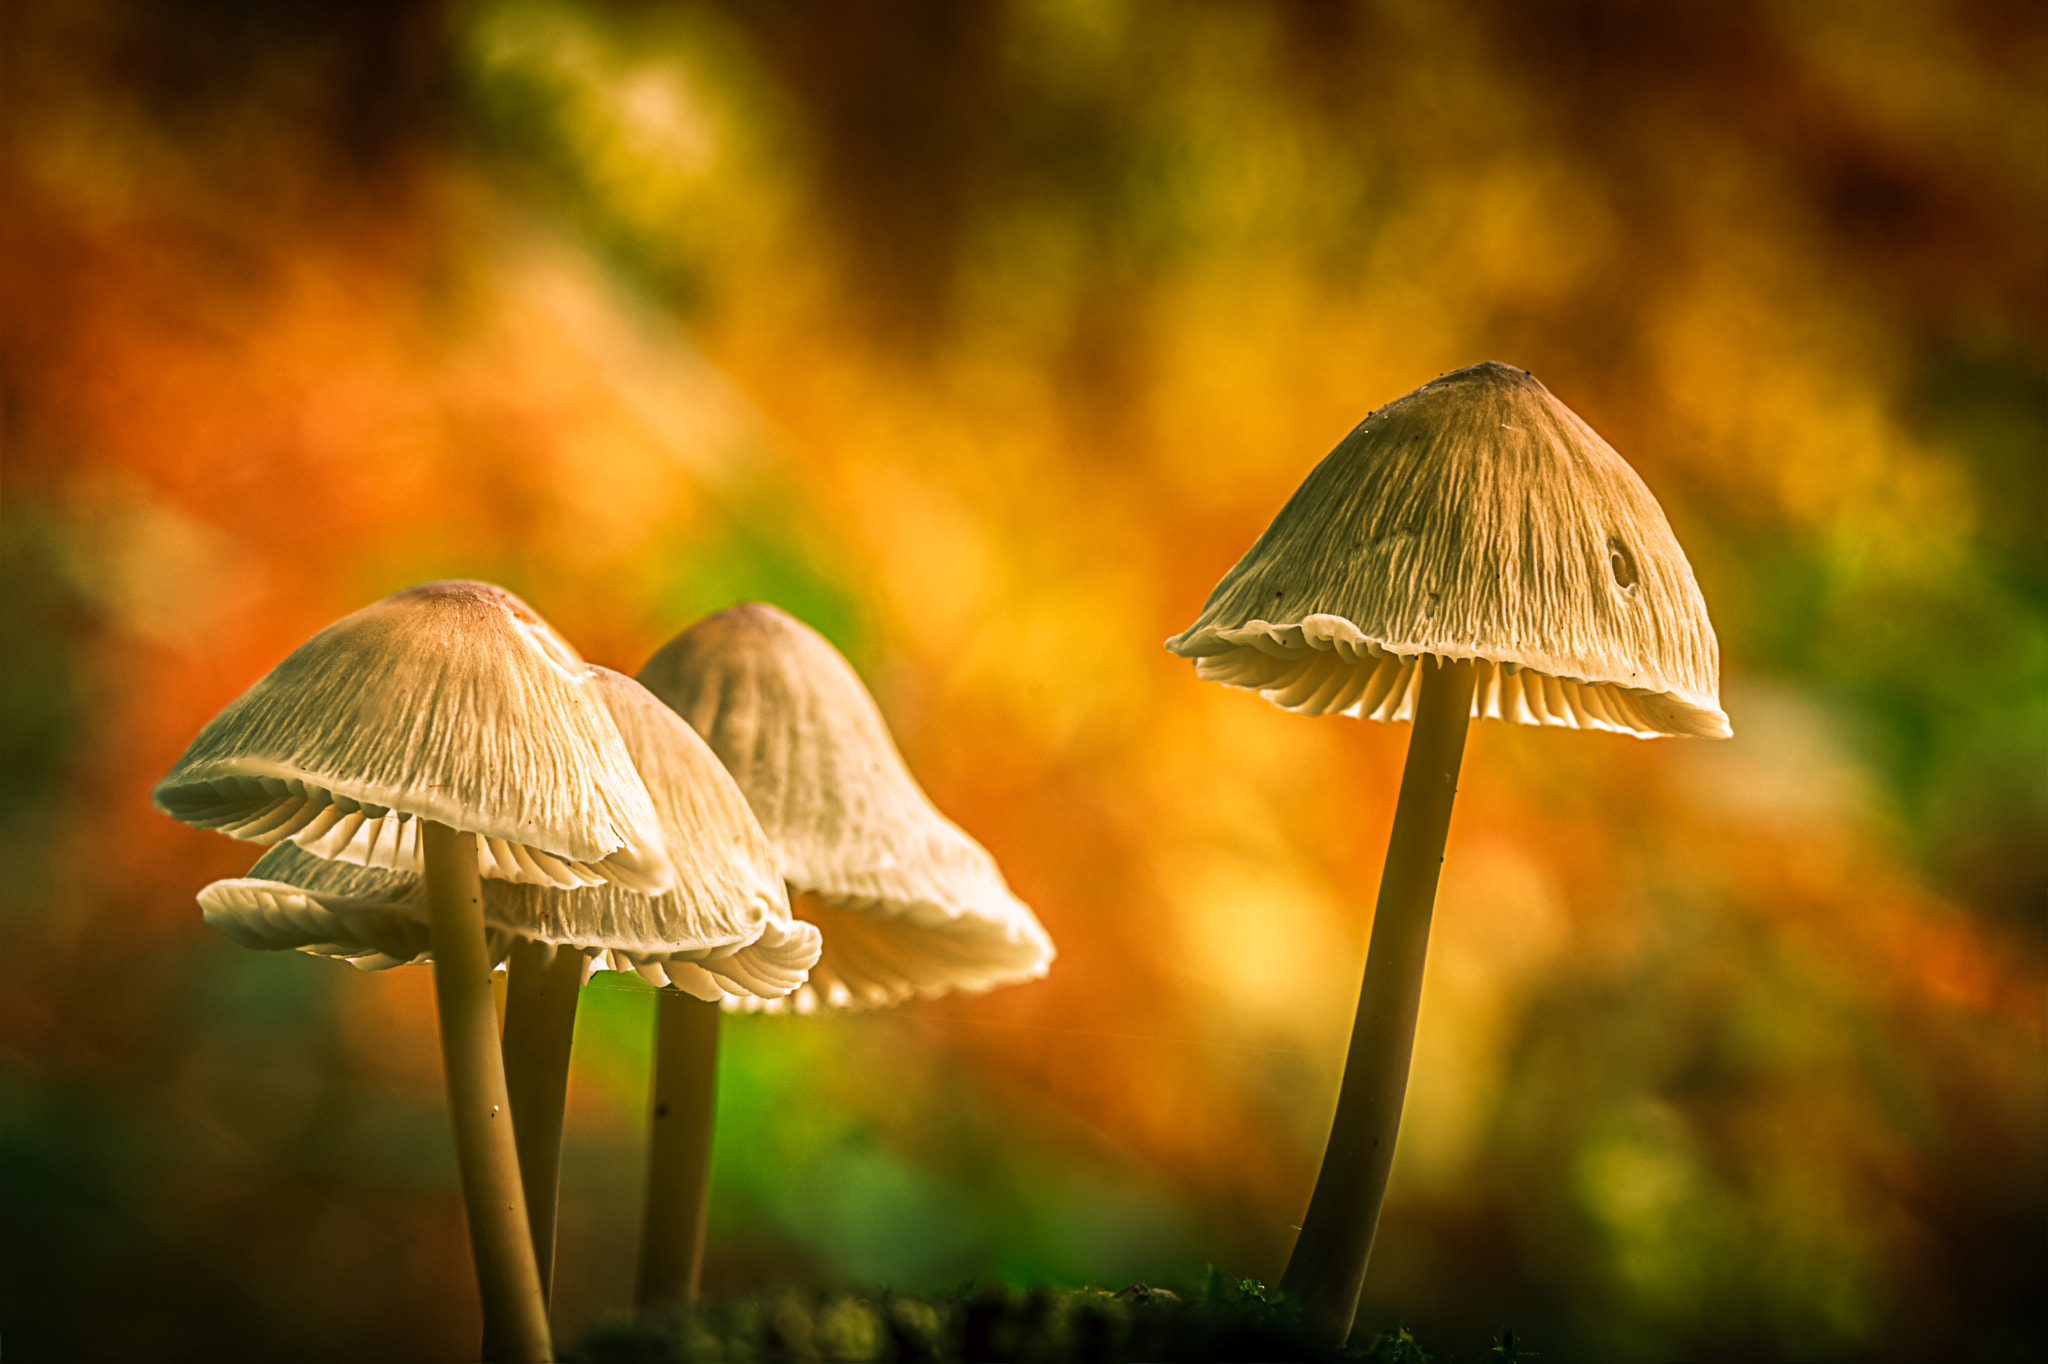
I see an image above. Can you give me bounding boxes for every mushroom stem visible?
[1277,657,1477,1347]
[501,939,587,1310]
[634,990,721,1311]
[422,820,554,1364]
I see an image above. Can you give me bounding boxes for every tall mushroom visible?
[1164,361,1729,1345]
[194,664,818,1313]
[631,602,1054,1305]
[154,580,678,1364]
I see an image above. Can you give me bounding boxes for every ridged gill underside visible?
[197,867,818,999]
[1166,362,1729,740]
[727,891,1053,1014]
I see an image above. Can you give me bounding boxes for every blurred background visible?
[3,1,2044,1359]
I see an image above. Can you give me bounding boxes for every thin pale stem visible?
[502,939,586,1311]
[634,990,721,1311]
[422,820,553,1364]
[1277,657,1477,1347]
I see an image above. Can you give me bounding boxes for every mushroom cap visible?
[196,852,818,1000]
[636,603,1055,1011]
[194,667,821,1002]
[1164,362,1730,739]
[153,580,676,891]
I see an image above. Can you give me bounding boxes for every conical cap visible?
[637,603,1054,1011]
[1165,362,1730,739]
[154,580,676,890]
[192,666,820,1001]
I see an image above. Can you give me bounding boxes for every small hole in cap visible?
[1608,536,1639,590]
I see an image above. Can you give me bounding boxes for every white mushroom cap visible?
[1165,362,1731,739]
[193,667,822,1003]
[636,603,1055,1012]
[196,855,816,1000]
[153,580,677,891]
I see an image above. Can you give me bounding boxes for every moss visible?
[566,1274,1501,1362]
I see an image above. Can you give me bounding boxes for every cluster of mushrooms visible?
[155,360,1727,1357]
[154,593,1053,1363]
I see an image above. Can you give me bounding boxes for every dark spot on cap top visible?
[1608,536,1640,590]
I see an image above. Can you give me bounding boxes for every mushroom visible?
[153,583,675,893]
[195,665,821,1314]
[1163,361,1729,1345]
[637,603,1054,1013]
[154,579,678,1364]
[629,602,1054,1305]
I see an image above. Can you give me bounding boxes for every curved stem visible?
[634,990,721,1311]
[502,939,586,1310]
[1277,658,1476,1347]
[422,820,553,1363]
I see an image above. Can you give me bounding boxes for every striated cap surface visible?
[195,668,819,1001]
[1165,362,1729,739]
[154,580,676,890]
[637,603,1054,1011]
